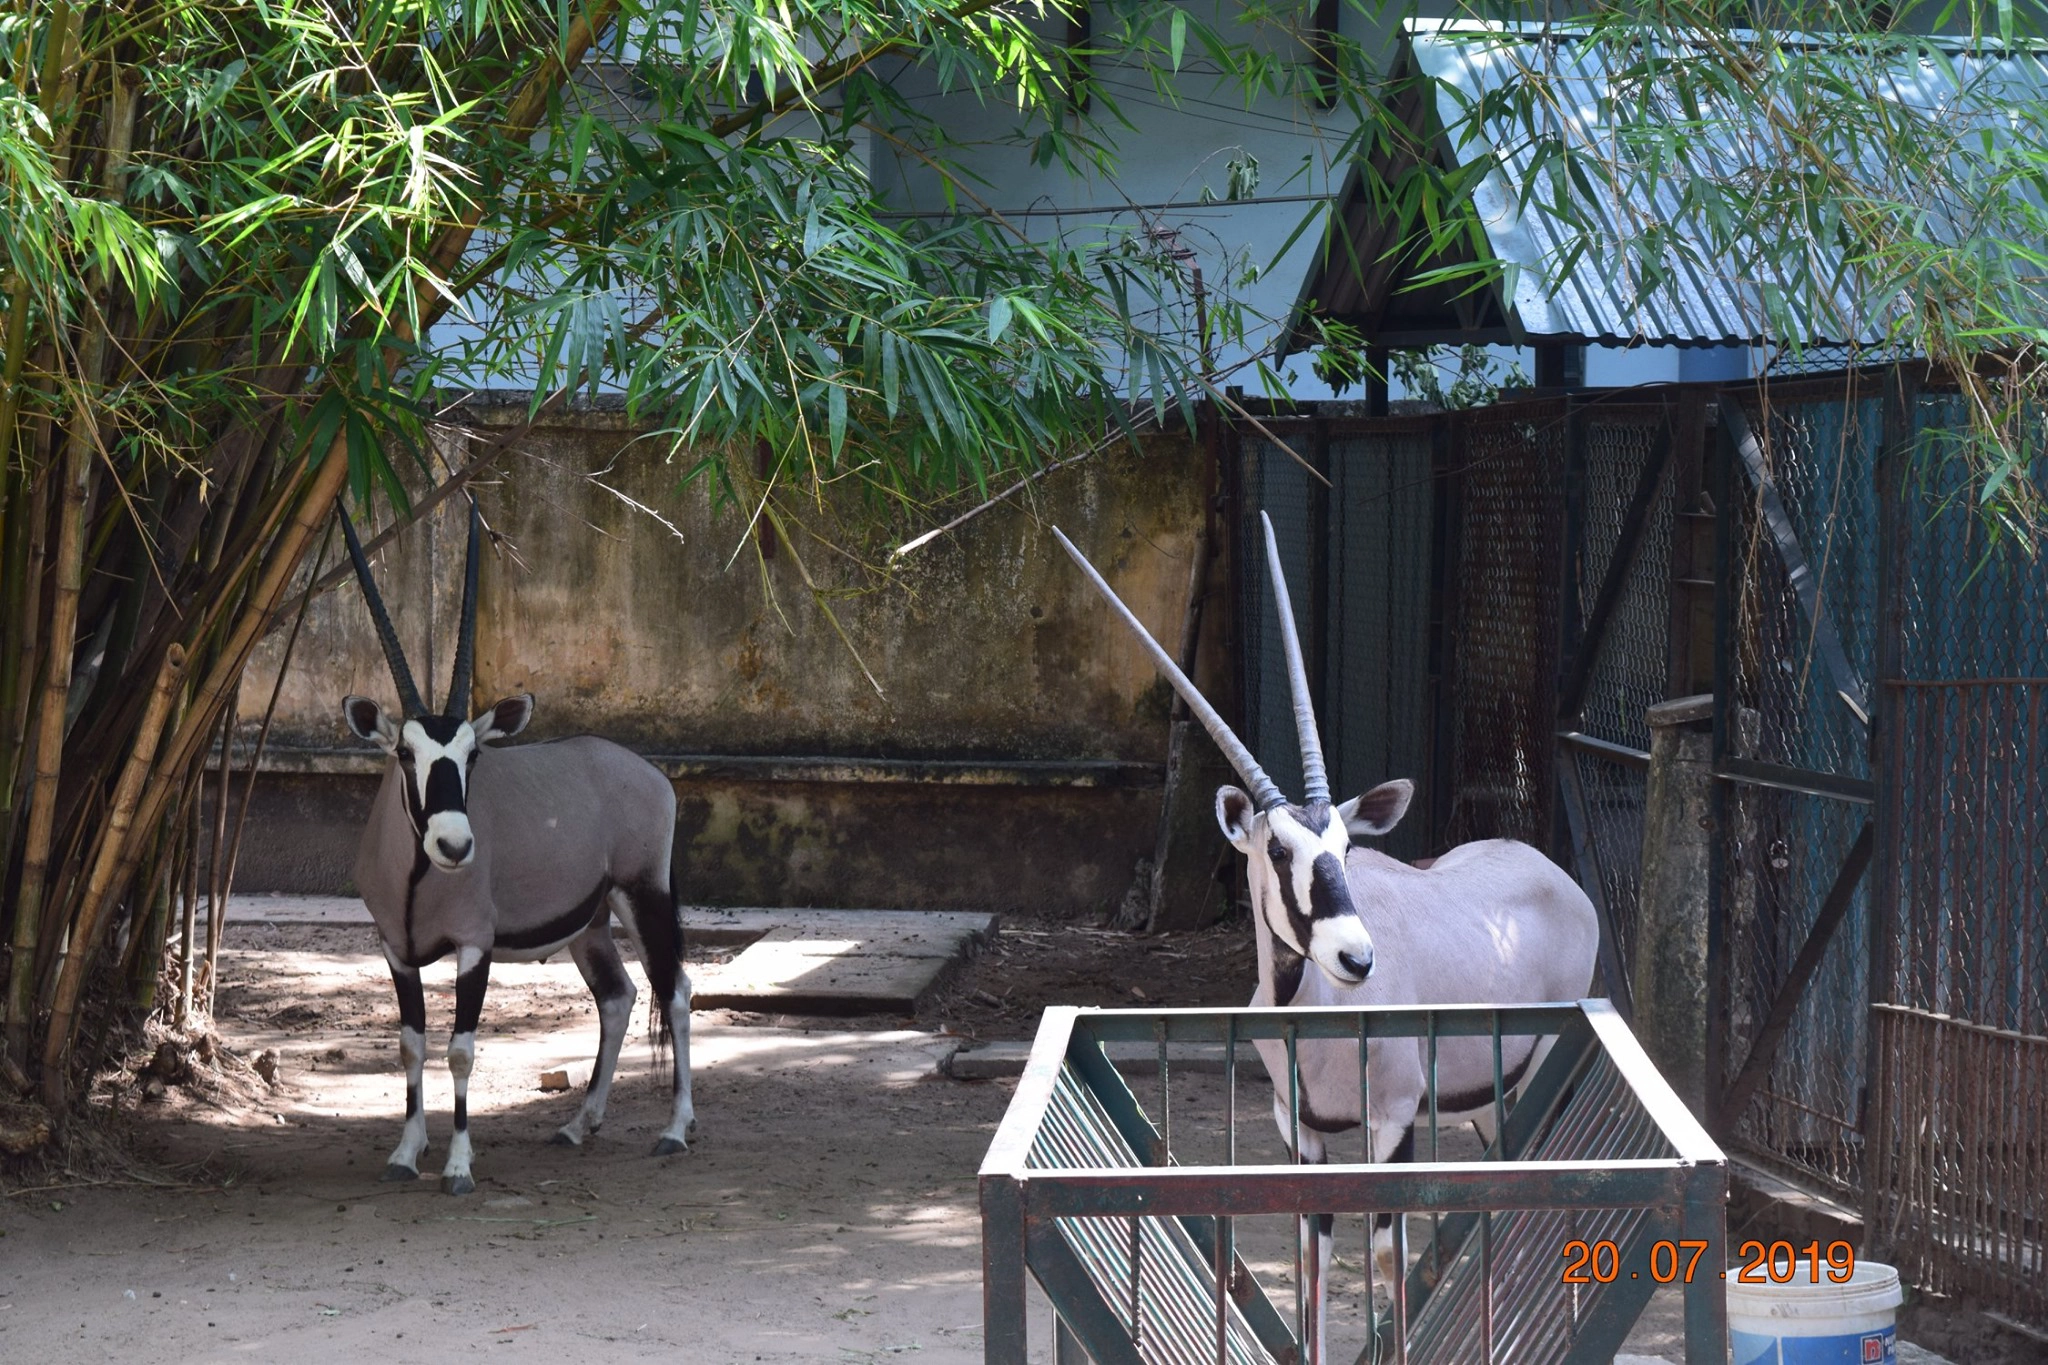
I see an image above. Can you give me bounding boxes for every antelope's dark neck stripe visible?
[403,843,431,962]
[1271,942,1306,1007]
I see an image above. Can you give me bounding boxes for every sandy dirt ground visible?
[0,915,1916,1365]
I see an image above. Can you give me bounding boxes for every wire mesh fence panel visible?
[1326,427,1438,864]
[1237,434,1318,804]
[1562,404,1678,986]
[1886,392,2048,1036]
[1730,388,1882,782]
[1718,781,1874,1194]
[1717,385,1884,1195]
[1445,399,1568,850]
[1863,390,2048,1332]
[1867,1006,2048,1332]
[1573,408,1677,753]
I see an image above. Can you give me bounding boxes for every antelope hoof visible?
[549,1129,581,1148]
[441,1173,477,1196]
[650,1136,687,1157]
[382,1163,419,1182]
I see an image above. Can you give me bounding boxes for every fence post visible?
[1635,693,1716,1119]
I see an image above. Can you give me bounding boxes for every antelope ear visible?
[343,696,400,753]
[1338,779,1414,838]
[472,693,534,743]
[1215,786,1259,854]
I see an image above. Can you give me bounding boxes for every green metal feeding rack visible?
[979,1000,1728,1364]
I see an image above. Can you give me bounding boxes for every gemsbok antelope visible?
[1054,515,1598,1360]
[338,500,695,1195]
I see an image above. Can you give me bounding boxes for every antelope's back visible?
[1346,838,1599,1005]
[470,736,676,899]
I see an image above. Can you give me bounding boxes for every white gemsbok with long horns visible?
[1054,515,1597,1361]
[338,499,695,1195]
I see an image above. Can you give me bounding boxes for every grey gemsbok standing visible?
[1055,516,1597,1362]
[339,499,695,1195]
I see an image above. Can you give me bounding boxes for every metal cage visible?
[981,1001,1728,1364]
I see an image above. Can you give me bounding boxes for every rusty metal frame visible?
[981,1001,1728,1365]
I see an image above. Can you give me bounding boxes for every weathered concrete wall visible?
[232,402,1218,915]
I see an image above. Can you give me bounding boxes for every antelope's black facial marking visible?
[1309,854,1350,919]
[1258,799,1375,986]
[423,756,465,815]
[413,715,463,744]
[399,715,482,871]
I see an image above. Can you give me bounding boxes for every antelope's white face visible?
[1217,779,1414,987]
[344,694,534,872]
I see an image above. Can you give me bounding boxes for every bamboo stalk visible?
[4,334,101,1066]
[176,786,198,1027]
[201,679,238,1015]
[39,643,185,1110]
[0,468,49,845]
[5,64,138,1066]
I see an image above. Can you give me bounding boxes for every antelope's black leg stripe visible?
[389,965,427,1122]
[1372,1126,1419,1232]
[452,953,491,1133]
[392,966,427,1034]
[454,953,491,1034]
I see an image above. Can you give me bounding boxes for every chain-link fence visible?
[1324,424,1439,864]
[1443,399,1568,850]
[1558,403,1680,1005]
[1863,389,2048,1329]
[1713,381,1885,1197]
[1235,431,1318,807]
[1224,366,2045,1333]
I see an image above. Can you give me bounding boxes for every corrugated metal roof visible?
[1287,20,2048,351]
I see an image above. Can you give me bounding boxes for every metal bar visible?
[1713,754,1875,805]
[1556,730,1651,769]
[1557,751,1635,1016]
[982,1173,1030,1365]
[1705,401,1735,1122]
[1128,1216,1142,1353]
[1017,1162,1692,1219]
[1555,1206,1675,1365]
[1885,673,2048,687]
[1064,1031,1297,1359]
[1053,1313,1087,1364]
[1157,1017,1171,1158]
[1723,400,1870,725]
[1391,1198,1409,1365]
[1557,416,1673,725]
[1287,1018,1303,1358]
[1359,1009,1376,1365]
[1580,999,1724,1164]
[984,1008,1082,1175]
[1025,1219,1148,1365]
[1397,1012,1606,1326]
[1070,1003,1587,1044]
[1720,820,1876,1124]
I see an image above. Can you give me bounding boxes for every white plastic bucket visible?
[1727,1258,1903,1365]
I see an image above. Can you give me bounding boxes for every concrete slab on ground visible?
[690,914,997,1015]
[219,895,998,1015]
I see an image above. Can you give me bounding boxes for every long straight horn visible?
[444,498,480,717]
[1260,511,1329,805]
[1052,526,1286,813]
[337,500,427,718]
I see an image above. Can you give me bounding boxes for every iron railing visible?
[980,1001,1728,1364]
